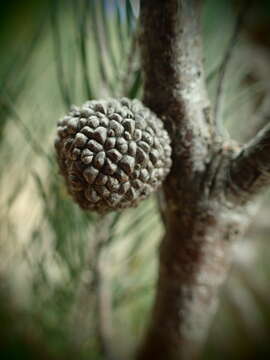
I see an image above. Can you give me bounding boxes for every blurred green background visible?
[1,1,270,359]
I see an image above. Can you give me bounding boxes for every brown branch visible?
[69,235,95,349]
[136,1,268,360]
[95,250,115,360]
[139,0,214,177]
[136,1,237,360]
[227,121,270,204]
[70,215,116,360]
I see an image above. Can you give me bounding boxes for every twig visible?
[227,120,270,204]
[214,1,253,135]
[70,214,118,360]
[94,221,116,360]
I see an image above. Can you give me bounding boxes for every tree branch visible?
[70,215,116,360]
[137,1,238,360]
[136,1,268,359]
[227,121,270,204]
[139,0,214,177]
[94,219,115,360]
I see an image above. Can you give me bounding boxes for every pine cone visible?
[55,98,172,213]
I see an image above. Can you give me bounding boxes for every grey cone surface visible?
[55,98,172,212]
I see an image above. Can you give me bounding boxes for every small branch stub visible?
[55,98,172,212]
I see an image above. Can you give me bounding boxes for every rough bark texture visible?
[136,1,264,359]
[228,123,270,204]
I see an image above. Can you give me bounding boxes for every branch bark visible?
[227,122,270,204]
[136,1,257,359]
[139,0,214,177]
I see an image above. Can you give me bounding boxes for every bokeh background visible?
[1,1,270,359]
